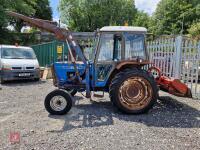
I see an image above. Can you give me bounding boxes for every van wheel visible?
[0,78,4,84]
[34,78,40,82]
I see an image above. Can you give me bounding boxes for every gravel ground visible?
[0,80,200,150]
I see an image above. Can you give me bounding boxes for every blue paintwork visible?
[95,81,108,87]
[54,61,111,91]
[94,64,113,88]
[54,62,86,84]
[89,62,111,88]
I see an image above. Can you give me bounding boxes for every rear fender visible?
[116,60,151,70]
[105,62,150,89]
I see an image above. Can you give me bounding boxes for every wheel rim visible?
[118,77,153,110]
[50,96,67,111]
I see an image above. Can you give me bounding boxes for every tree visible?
[9,0,52,32]
[32,0,52,20]
[151,0,200,35]
[9,0,37,32]
[0,0,10,43]
[0,0,31,42]
[133,11,151,29]
[188,22,200,39]
[59,0,137,31]
[0,0,53,44]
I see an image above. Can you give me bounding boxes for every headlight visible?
[2,64,12,70]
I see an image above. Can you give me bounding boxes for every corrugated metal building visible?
[31,41,68,67]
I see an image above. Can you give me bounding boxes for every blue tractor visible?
[8,12,158,115]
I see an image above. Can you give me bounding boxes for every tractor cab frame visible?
[93,26,149,89]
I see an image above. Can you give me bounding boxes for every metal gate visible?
[147,36,200,99]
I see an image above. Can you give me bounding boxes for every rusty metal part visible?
[116,60,151,70]
[51,65,58,86]
[7,11,68,40]
[118,77,153,110]
[148,67,192,98]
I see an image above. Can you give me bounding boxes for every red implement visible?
[148,67,192,98]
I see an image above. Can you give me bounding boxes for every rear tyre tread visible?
[109,68,158,114]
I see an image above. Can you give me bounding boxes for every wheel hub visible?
[119,77,153,110]
[50,96,67,111]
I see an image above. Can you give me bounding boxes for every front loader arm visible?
[7,11,87,64]
[7,11,91,98]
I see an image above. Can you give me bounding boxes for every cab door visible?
[94,33,122,87]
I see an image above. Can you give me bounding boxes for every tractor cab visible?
[95,26,147,61]
[92,26,149,87]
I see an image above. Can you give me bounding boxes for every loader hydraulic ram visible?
[7,11,164,115]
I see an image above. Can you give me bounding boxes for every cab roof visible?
[100,26,147,33]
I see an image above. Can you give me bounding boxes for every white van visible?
[0,45,40,83]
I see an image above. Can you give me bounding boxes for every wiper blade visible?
[5,57,25,59]
[12,57,25,59]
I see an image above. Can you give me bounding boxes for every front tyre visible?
[109,69,158,114]
[0,77,4,84]
[44,89,72,115]
[34,78,40,82]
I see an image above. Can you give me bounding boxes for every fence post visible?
[174,36,183,79]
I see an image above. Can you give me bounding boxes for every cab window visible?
[98,33,122,61]
[124,33,146,60]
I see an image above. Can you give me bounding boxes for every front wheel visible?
[109,68,158,114]
[44,89,72,115]
[34,78,40,82]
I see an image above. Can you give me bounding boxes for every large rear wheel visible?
[109,68,158,114]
